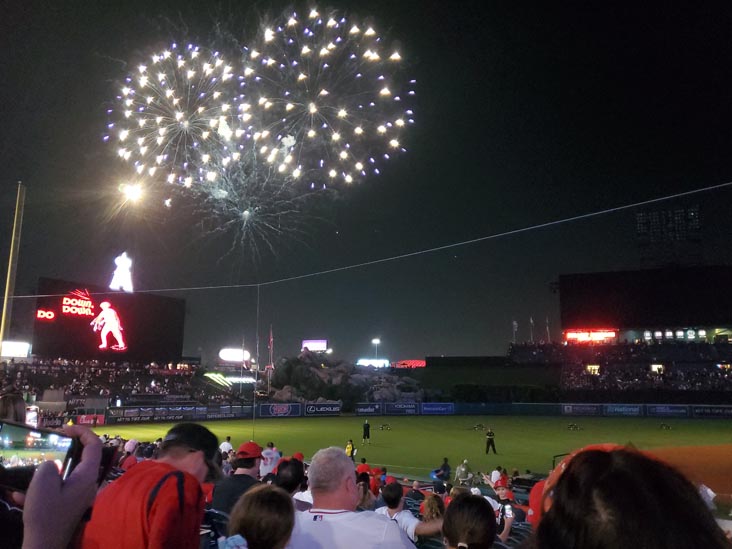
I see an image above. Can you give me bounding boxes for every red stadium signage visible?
[564,329,617,344]
[61,290,95,317]
[36,309,56,321]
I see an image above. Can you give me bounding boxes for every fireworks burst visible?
[240,8,416,187]
[106,43,242,188]
[106,7,415,255]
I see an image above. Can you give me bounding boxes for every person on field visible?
[345,439,356,462]
[485,427,497,454]
[362,419,371,445]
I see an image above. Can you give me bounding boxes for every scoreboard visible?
[33,278,185,361]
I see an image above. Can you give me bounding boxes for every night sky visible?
[3,1,732,364]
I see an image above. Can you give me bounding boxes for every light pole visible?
[371,338,381,360]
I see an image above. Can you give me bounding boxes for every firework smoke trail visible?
[239,8,416,187]
[190,145,330,259]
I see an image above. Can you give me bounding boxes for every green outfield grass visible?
[101,415,732,479]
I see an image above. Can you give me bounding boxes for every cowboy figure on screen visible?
[90,301,127,351]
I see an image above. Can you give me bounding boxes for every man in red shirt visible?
[80,423,220,549]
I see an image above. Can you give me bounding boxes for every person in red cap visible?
[211,441,262,514]
[492,477,516,543]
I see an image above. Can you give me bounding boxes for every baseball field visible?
[101,415,732,495]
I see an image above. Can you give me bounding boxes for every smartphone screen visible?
[0,420,74,473]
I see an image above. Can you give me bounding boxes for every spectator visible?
[442,492,497,549]
[356,472,376,511]
[22,425,102,549]
[80,422,219,549]
[260,441,279,478]
[405,480,425,501]
[212,441,262,514]
[492,478,516,542]
[422,493,445,522]
[225,484,294,549]
[454,459,473,484]
[275,458,311,511]
[219,436,233,454]
[376,481,443,542]
[356,457,371,475]
[0,392,26,423]
[119,439,139,471]
[535,447,730,549]
[287,446,413,548]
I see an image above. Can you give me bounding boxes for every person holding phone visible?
[22,424,103,549]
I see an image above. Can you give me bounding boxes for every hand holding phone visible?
[22,425,102,549]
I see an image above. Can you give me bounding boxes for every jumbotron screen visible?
[33,278,185,361]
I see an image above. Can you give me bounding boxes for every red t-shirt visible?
[356,463,371,475]
[120,454,138,471]
[80,461,204,549]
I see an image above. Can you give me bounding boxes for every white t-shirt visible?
[375,506,421,542]
[219,441,233,454]
[287,508,414,549]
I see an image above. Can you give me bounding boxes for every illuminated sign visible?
[109,252,134,293]
[219,348,251,362]
[36,309,56,320]
[90,302,127,351]
[62,289,95,317]
[564,330,617,343]
[301,339,328,352]
[1,341,30,358]
[356,358,390,368]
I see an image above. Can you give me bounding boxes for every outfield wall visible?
[98,401,732,424]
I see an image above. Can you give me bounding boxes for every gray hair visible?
[308,446,355,494]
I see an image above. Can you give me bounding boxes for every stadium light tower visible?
[371,338,381,359]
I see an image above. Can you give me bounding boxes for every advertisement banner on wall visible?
[384,402,418,415]
[603,404,643,417]
[561,404,602,416]
[355,403,383,415]
[646,405,689,418]
[259,403,302,418]
[692,405,732,418]
[304,403,342,416]
[421,403,455,415]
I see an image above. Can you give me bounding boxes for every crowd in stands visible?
[1,415,727,548]
[561,362,732,391]
[510,341,732,365]
[0,358,241,407]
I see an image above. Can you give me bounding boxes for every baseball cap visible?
[162,423,220,479]
[236,441,263,459]
[292,452,305,461]
[494,477,509,489]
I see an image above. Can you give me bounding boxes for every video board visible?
[33,278,185,361]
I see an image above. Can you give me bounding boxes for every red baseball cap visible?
[493,477,509,489]
[236,441,263,459]
[293,452,305,461]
